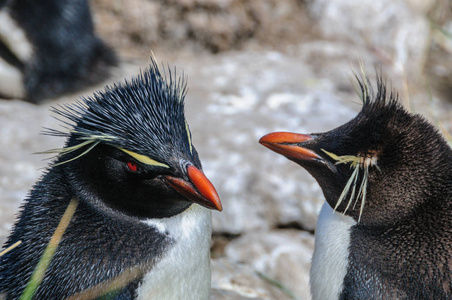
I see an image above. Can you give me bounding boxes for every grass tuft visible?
[256,271,301,300]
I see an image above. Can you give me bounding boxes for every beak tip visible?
[258,133,278,146]
[208,196,222,212]
[186,165,223,212]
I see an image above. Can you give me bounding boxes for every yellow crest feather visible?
[322,149,379,222]
[119,148,169,168]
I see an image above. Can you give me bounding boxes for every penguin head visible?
[260,76,451,225]
[47,58,222,219]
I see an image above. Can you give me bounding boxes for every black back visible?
[341,202,452,299]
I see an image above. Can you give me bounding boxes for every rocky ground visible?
[1,0,451,299]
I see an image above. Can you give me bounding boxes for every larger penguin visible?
[0,58,222,299]
[260,76,452,299]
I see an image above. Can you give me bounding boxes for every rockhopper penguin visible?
[260,76,452,299]
[0,0,117,103]
[0,58,222,299]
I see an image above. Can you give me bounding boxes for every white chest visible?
[137,205,212,300]
[310,203,356,300]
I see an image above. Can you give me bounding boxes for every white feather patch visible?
[137,204,212,300]
[0,10,33,62]
[310,203,356,300]
[0,56,25,99]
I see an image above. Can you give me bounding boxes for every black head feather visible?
[39,57,221,219]
[356,73,399,109]
[48,58,192,164]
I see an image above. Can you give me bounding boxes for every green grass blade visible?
[20,199,78,300]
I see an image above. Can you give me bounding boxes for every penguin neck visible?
[137,204,212,299]
[311,203,356,300]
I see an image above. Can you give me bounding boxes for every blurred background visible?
[0,0,451,299]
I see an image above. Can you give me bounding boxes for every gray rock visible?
[224,230,315,300]
[211,258,291,299]
[0,100,56,242]
[92,0,312,54]
[308,0,433,77]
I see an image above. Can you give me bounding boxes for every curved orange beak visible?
[164,165,222,211]
[259,132,321,161]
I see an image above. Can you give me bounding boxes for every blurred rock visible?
[424,1,452,103]
[211,258,290,299]
[91,0,312,54]
[224,230,314,300]
[91,0,160,54]
[0,100,56,242]
[91,0,437,83]
[308,0,432,77]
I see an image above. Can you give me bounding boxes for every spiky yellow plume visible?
[322,149,380,222]
[39,131,117,166]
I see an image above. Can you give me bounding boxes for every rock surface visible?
[91,0,312,55]
[224,230,315,300]
[211,258,290,299]
[308,0,433,77]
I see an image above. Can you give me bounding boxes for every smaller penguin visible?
[0,57,221,299]
[0,0,117,103]
[260,76,452,299]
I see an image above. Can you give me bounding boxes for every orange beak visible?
[164,165,223,211]
[259,132,321,161]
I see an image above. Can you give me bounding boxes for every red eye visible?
[127,162,138,172]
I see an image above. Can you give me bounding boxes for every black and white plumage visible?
[0,58,222,299]
[260,76,452,299]
[0,0,117,103]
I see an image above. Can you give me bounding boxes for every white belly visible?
[0,10,33,62]
[137,205,212,300]
[0,9,32,99]
[310,203,356,300]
